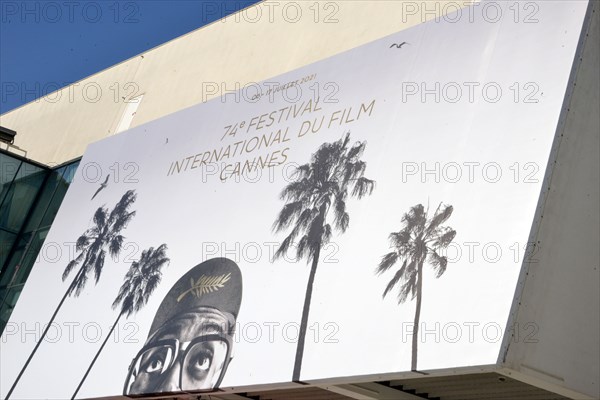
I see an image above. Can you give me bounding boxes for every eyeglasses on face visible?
[124,334,232,395]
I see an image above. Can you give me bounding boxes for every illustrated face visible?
[124,308,233,395]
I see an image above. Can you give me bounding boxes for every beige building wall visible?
[0,0,469,165]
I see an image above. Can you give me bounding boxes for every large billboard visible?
[1,1,588,398]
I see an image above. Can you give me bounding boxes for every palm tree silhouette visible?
[273,132,375,381]
[6,190,137,399]
[71,244,170,399]
[376,202,456,371]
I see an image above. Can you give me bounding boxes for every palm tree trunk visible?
[71,312,123,399]
[5,273,80,399]
[292,244,321,382]
[411,261,424,371]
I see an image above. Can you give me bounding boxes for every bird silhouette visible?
[390,42,409,49]
[91,175,110,200]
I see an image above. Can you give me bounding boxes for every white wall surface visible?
[502,2,599,398]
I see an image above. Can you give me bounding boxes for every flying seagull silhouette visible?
[390,42,409,49]
[91,175,110,200]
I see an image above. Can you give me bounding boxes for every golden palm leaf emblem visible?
[177,273,231,302]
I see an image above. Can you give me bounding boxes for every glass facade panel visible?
[19,167,64,234]
[0,229,17,268]
[0,153,21,201]
[0,163,46,233]
[0,150,79,333]
[0,284,24,332]
[40,164,76,228]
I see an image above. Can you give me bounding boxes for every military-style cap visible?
[149,257,242,336]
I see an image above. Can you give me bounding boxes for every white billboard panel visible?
[0,1,588,398]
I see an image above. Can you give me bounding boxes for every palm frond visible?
[144,273,162,300]
[111,210,136,233]
[426,204,453,234]
[62,252,84,281]
[344,161,367,183]
[93,207,107,229]
[274,235,295,261]
[121,295,135,317]
[351,177,375,199]
[93,249,106,284]
[428,250,448,278]
[390,230,411,251]
[383,260,406,298]
[340,131,352,151]
[404,259,417,277]
[283,179,313,201]
[71,271,89,297]
[295,164,311,179]
[402,204,427,231]
[333,195,349,232]
[398,273,416,304]
[376,251,399,275]
[112,281,128,310]
[110,190,137,217]
[433,228,456,249]
[75,234,91,252]
[322,224,332,245]
[297,207,319,231]
[108,235,124,258]
[346,140,365,161]
[152,243,169,259]
[272,201,304,232]
[296,235,310,261]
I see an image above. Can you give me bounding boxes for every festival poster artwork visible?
[0,1,588,398]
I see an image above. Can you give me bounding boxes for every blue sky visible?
[0,1,259,114]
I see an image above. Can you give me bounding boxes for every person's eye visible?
[191,351,212,372]
[145,355,164,373]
